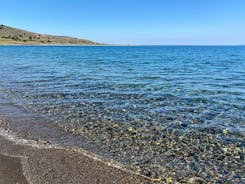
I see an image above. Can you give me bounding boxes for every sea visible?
[0,46,244,183]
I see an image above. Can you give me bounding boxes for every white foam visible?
[0,128,61,149]
[0,127,160,182]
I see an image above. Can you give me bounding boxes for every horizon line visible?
[2,24,245,47]
[0,44,244,47]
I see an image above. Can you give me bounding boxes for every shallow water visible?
[0,46,244,183]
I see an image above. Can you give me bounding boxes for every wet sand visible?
[0,132,154,184]
[0,154,28,184]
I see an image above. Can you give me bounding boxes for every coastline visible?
[0,44,244,47]
[0,127,155,184]
[0,46,244,183]
[0,43,108,46]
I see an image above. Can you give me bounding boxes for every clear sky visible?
[1,0,245,45]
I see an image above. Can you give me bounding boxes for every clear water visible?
[0,46,244,182]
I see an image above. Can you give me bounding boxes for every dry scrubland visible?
[0,25,102,45]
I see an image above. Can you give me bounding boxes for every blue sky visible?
[1,0,245,45]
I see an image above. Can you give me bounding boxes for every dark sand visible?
[0,154,28,184]
[0,133,155,184]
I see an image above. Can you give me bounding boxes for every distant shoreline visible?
[0,44,110,46]
[0,44,244,47]
[0,25,104,46]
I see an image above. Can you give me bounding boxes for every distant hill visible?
[0,25,103,45]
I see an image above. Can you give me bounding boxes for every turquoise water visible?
[0,46,244,182]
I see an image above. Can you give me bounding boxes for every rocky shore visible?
[0,128,154,184]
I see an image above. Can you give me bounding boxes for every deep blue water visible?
[0,46,244,182]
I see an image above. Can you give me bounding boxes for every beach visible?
[0,129,153,184]
[0,46,244,183]
[0,153,28,184]
[1,0,245,182]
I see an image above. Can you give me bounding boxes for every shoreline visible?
[0,153,28,184]
[0,127,156,184]
[0,44,109,46]
[0,44,244,47]
[0,45,244,183]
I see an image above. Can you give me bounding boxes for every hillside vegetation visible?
[0,25,103,45]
